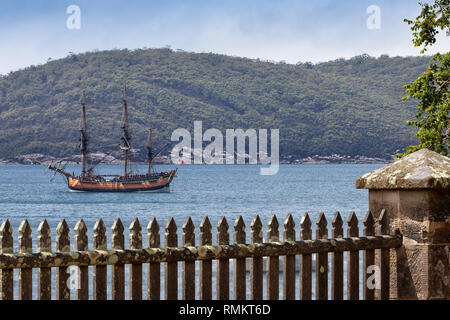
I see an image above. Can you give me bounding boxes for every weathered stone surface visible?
[356,149,450,190]
[358,148,450,300]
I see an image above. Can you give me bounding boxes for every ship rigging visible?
[34,86,177,192]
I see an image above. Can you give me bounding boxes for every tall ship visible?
[34,86,177,192]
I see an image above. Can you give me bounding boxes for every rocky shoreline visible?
[0,153,393,165]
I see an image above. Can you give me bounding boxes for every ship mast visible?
[147,120,152,175]
[80,91,89,177]
[120,84,131,177]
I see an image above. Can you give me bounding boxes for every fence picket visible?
[18,219,32,300]
[56,219,70,300]
[250,215,263,300]
[233,216,246,300]
[74,219,88,300]
[182,217,195,300]
[216,216,230,300]
[283,214,295,300]
[111,218,125,300]
[378,210,390,300]
[37,219,52,300]
[129,218,143,300]
[267,215,279,300]
[165,217,178,300]
[316,213,328,300]
[300,213,312,300]
[147,218,160,300]
[93,218,107,300]
[199,217,212,300]
[0,220,13,300]
[363,211,375,300]
[347,212,359,300]
[0,212,401,301]
[331,212,343,300]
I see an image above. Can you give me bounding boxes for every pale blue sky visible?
[0,0,448,74]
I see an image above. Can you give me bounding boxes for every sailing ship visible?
[34,86,177,192]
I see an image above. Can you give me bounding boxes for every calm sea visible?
[0,163,383,299]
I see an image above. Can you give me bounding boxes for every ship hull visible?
[67,170,176,193]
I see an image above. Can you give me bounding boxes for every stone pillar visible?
[356,148,449,300]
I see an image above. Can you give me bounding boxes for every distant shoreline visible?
[0,152,394,166]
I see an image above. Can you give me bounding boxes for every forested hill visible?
[0,48,427,162]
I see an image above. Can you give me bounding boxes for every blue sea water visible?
[0,163,383,299]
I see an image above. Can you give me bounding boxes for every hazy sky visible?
[0,0,449,74]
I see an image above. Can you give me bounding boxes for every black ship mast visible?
[80,91,89,177]
[147,120,152,175]
[120,84,132,177]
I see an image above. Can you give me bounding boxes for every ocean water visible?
[0,163,383,299]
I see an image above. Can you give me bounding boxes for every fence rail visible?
[0,210,401,300]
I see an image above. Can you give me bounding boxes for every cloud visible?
[0,0,449,74]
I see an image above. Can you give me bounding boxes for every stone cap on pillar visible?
[356,148,450,190]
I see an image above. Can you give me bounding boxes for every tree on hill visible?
[398,0,449,157]
[0,50,429,161]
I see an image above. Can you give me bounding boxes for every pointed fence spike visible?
[317,212,327,227]
[38,218,51,253]
[364,211,375,236]
[267,214,279,242]
[182,216,195,247]
[234,215,246,244]
[130,217,142,232]
[332,212,343,238]
[56,219,69,236]
[316,213,328,239]
[93,218,107,250]
[56,219,70,252]
[200,216,212,232]
[165,217,177,247]
[18,219,31,236]
[300,212,312,240]
[347,211,359,237]
[112,217,124,233]
[75,218,87,233]
[284,214,295,241]
[199,216,212,246]
[111,218,125,250]
[166,216,177,232]
[217,216,229,245]
[18,219,32,253]
[251,215,263,243]
[74,219,88,251]
[129,217,143,249]
[147,217,160,233]
[182,216,195,233]
[0,219,13,253]
[147,217,160,248]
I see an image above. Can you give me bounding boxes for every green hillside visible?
[0,48,427,161]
